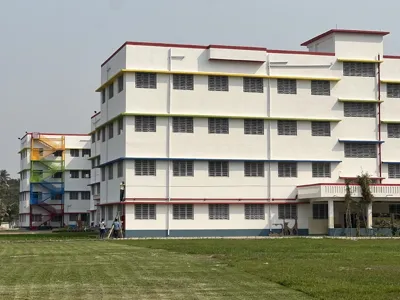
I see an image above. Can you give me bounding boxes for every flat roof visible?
[301,29,390,46]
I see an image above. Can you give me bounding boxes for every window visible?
[277,79,297,94]
[96,183,100,195]
[311,80,330,96]
[91,134,95,143]
[70,149,79,157]
[389,204,400,215]
[117,161,123,178]
[208,118,229,134]
[173,74,194,90]
[344,143,377,158]
[108,165,113,180]
[108,82,114,99]
[118,118,123,135]
[209,204,229,220]
[278,162,297,178]
[312,162,331,178]
[209,161,229,177]
[208,75,229,91]
[108,123,114,139]
[387,83,400,98]
[102,128,106,142]
[277,120,297,136]
[101,90,106,104]
[32,214,42,222]
[52,193,62,200]
[82,170,91,178]
[97,130,101,141]
[313,204,328,219]
[343,62,375,77]
[97,157,101,166]
[70,192,79,200]
[388,124,400,138]
[108,206,114,221]
[54,150,62,157]
[70,170,79,179]
[172,117,193,133]
[117,75,123,93]
[245,204,265,220]
[91,160,96,168]
[135,204,156,219]
[52,172,62,179]
[344,102,376,118]
[243,77,263,93]
[244,162,264,177]
[135,72,157,89]
[101,167,106,181]
[135,116,156,132]
[278,204,297,219]
[135,160,156,176]
[82,149,91,157]
[388,164,400,179]
[244,119,264,135]
[81,191,90,200]
[68,213,78,222]
[311,121,331,136]
[173,204,194,220]
[173,161,194,177]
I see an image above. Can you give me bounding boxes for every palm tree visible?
[0,170,10,186]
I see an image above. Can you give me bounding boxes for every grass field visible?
[1,235,400,300]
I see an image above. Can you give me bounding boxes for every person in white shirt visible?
[99,219,106,239]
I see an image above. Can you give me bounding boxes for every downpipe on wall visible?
[377,54,382,182]
[166,48,172,237]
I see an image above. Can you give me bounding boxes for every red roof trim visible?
[125,197,297,201]
[383,55,400,59]
[21,132,89,139]
[101,42,128,67]
[208,44,266,51]
[301,29,390,46]
[297,183,400,188]
[91,112,101,119]
[268,49,335,56]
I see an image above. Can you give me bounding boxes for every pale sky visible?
[1,0,400,177]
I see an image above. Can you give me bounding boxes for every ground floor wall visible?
[89,201,400,237]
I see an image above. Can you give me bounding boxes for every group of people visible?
[99,218,122,239]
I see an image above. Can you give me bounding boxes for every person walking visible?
[113,218,121,239]
[99,219,106,240]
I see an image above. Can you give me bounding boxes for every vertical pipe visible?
[166,49,172,237]
[377,54,382,182]
[266,52,272,234]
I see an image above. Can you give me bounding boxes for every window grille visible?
[135,72,157,89]
[135,204,156,219]
[209,204,229,220]
[312,162,331,178]
[311,80,330,96]
[311,122,331,136]
[277,79,297,94]
[344,102,376,118]
[388,164,400,179]
[244,204,265,220]
[387,83,400,98]
[278,162,297,177]
[173,161,194,177]
[278,204,297,219]
[135,160,156,176]
[208,118,229,134]
[208,76,229,91]
[388,124,400,138]
[135,116,156,132]
[173,204,194,220]
[173,74,194,90]
[244,119,264,135]
[244,161,264,177]
[208,161,229,177]
[172,117,194,133]
[277,120,297,136]
[343,62,375,77]
[313,204,328,219]
[344,143,377,158]
[243,77,263,93]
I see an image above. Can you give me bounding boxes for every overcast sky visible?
[1,0,400,177]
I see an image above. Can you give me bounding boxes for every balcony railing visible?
[297,184,400,200]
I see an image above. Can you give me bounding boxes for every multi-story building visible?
[19,132,91,229]
[89,28,400,237]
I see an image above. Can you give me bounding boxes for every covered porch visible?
[298,183,400,236]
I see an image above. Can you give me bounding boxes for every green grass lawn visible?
[1,237,400,300]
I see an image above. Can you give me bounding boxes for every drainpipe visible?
[166,49,172,237]
[266,52,272,234]
[377,54,382,183]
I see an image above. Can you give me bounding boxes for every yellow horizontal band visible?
[89,112,341,134]
[337,58,383,63]
[381,120,400,124]
[381,79,400,84]
[95,69,341,92]
[338,98,383,103]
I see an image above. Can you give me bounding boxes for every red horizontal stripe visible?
[268,49,335,56]
[383,55,400,59]
[297,183,400,188]
[207,44,266,51]
[301,29,390,46]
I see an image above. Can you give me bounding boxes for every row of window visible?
[70,149,91,157]
[30,191,90,200]
[94,114,400,139]
[92,118,123,143]
[99,160,400,179]
[101,63,399,99]
[29,214,89,223]
[119,203,308,220]
[70,170,91,179]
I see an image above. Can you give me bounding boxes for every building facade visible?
[89,29,400,237]
[19,133,91,229]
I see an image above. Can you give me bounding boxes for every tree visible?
[344,179,352,235]
[0,170,19,225]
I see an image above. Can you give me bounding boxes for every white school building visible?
[20,28,400,236]
[18,133,91,229]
